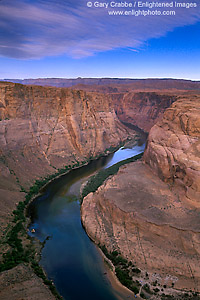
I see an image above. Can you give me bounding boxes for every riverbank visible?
[0,136,140,300]
[96,246,142,300]
[81,159,200,299]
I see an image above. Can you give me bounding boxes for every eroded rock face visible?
[144,95,200,204]
[0,82,135,299]
[81,95,200,294]
[0,81,136,229]
[81,162,200,293]
[112,91,177,132]
[1,81,199,298]
[2,78,200,90]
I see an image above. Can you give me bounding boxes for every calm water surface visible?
[29,141,145,300]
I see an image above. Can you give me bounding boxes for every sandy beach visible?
[96,246,142,300]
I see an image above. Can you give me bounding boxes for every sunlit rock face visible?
[0,81,137,230]
[0,81,135,299]
[0,82,134,187]
[144,95,200,203]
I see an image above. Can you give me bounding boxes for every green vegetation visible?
[140,292,147,299]
[31,261,63,300]
[0,159,89,298]
[99,244,141,294]
[0,140,141,300]
[0,221,32,272]
[0,142,127,273]
[143,283,152,294]
[132,267,141,274]
[81,152,143,200]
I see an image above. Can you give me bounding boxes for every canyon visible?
[0,79,199,299]
[81,93,200,297]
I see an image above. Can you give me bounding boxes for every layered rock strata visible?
[1,81,199,298]
[0,82,135,300]
[112,91,177,132]
[144,95,200,204]
[0,265,55,300]
[0,82,134,222]
[81,95,200,295]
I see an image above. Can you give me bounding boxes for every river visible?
[28,140,145,300]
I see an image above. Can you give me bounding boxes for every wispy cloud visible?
[0,0,199,59]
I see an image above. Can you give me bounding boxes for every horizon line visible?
[1,77,200,82]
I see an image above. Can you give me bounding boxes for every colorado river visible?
[28,140,145,300]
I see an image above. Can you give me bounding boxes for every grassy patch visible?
[81,152,143,200]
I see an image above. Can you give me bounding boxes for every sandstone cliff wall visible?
[1,81,199,298]
[0,82,135,299]
[144,95,200,204]
[0,82,135,229]
[81,94,200,295]
[111,91,177,132]
[0,82,133,186]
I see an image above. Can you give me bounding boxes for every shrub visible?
[115,267,132,288]
[81,152,143,200]
[143,283,152,293]
[140,292,147,299]
[132,267,141,274]
[131,286,139,294]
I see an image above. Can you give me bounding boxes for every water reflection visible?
[28,139,145,300]
[104,143,145,169]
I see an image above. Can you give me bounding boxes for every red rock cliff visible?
[111,91,177,132]
[0,82,134,186]
[144,95,200,204]
[81,93,200,296]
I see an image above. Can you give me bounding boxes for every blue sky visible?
[0,0,200,80]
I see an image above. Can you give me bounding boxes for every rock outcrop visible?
[0,265,55,300]
[0,83,134,183]
[112,91,177,132]
[81,94,200,295]
[144,95,200,203]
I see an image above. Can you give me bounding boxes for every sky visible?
[0,0,200,80]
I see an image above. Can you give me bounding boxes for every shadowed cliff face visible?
[0,82,183,235]
[0,83,181,191]
[81,94,200,295]
[81,162,200,293]
[111,91,177,132]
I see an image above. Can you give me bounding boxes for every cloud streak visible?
[0,0,199,59]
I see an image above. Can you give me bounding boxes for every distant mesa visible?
[1,77,200,90]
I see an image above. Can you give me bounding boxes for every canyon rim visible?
[0,79,199,299]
